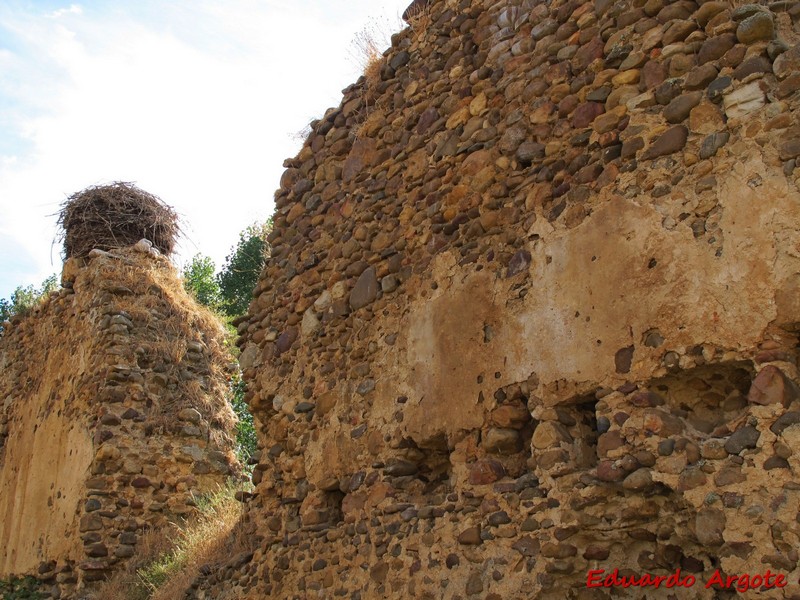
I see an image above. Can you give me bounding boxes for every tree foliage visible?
[182,254,221,309]
[217,221,271,318]
[230,375,257,462]
[180,220,270,464]
[0,274,59,333]
[182,221,270,320]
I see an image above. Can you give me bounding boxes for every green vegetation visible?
[181,255,221,309]
[0,274,58,333]
[230,375,257,462]
[138,483,250,598]
[182,220,270,463]
[183,221,270,320]
[216,220,271,318]
[93,482,253,600]
[0,576,44,599]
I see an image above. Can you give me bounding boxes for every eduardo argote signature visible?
[587,568,788,593]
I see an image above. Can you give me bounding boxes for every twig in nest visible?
[55,182,182,259]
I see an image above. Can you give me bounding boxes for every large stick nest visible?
[57,182,181,258]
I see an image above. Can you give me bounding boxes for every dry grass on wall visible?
[90,249,238,438]
[350,23,387,100]
[89,484,253,600]
[404,0,432,33]
[346,5,436,141]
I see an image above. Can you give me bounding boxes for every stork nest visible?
[57,182,181,258]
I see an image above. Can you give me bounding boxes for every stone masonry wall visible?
[0,246,239,597]
[197,0,800,597]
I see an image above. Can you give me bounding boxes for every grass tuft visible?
[90,482,254,600]
[405,1,432,33]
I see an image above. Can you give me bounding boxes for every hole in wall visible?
[481,383,535,478]
[647,361,753,434]
[405,433,453,491]
[573,397,599,469]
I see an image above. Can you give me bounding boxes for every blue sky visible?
[0,0,409,299]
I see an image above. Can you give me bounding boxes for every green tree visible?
[0,274,58,333]
[217,221,271,318]
[230,375,257,462]
[182,254,221,309]
[182,221,270,465]
[215,221,270,463]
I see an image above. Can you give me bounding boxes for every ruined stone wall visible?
[199,0,800,597]
[0,246,239,596]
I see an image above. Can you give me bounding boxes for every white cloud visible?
[47,5,83,19]
[0,0,410,298]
